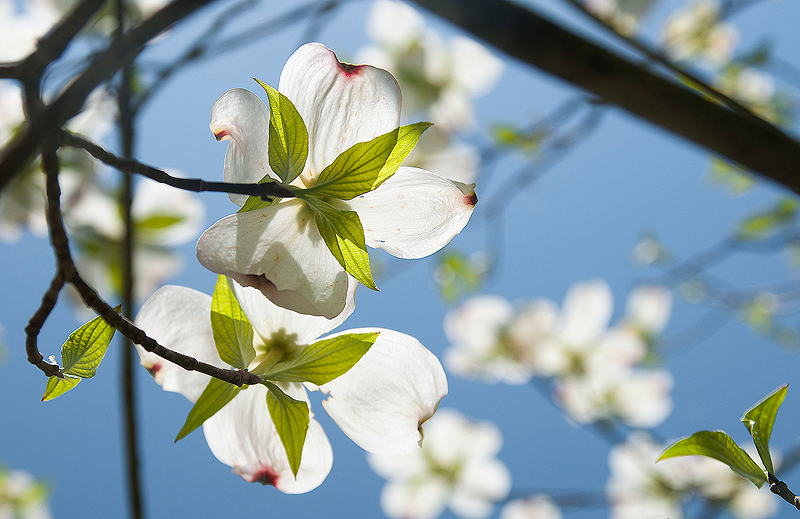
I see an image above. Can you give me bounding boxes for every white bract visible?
[443,295,557,384]
[369,408,511,519]
[357,0,504,133]
[0,467,52,519]
[134,278,447,493]
[661,0,738,66]
[197,42,476,319]
[500,495,562,519]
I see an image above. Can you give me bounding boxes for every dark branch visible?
[768,473,800,510]
[24,274,65,377]
[0,0,220,193]
[59,131,296,199]
[409,0,800,197]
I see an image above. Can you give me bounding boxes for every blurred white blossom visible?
[0,467,52,519]
[662,0,737,66]
[584,0,656,36]
[357,0,504,134]
[369,408,511,519]
[500,495,562,519]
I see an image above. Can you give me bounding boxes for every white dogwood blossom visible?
[369,408,511,519]
[134,279,447,493]
[357,0,504,133]
[197,43,476,319]
[662,0,738,66]
[500,495,562,519]
[0,467,52,519]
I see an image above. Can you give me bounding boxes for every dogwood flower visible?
[134,277,447,493]
[358,0,504,133]
[500,495,562,519]
[67,177,204,301]
[197,43,476,319]
[662,0,738,66]
[443,295,557,384]
[0,466,52,519]
[368,408,511,519]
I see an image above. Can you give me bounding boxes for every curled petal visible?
[343,167,476,259]
[202,384,332,493]
[317,328,448,455]
[210,88,273,206]
[279,43,401,185]
[229,275,356,345]
[133,286,221,402]
[196,199,349,319]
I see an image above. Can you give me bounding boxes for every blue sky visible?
[2,0,800,518]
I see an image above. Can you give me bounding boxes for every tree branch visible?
[768,473,800,510]
[0,0,220,193]
[32,141,263,389]
[59,131,295,200]
[409,0,800,196]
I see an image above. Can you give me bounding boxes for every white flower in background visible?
[197,43,476,319]
[0,467,52,519]
[444,295,557,384]
[662,0,738,66]
[584,0,656,36]
[0,84,117,242]
[534,279,645,378]
[556,365,673,427]
[135,279,447,493]
[717,66,785,123]
[693,448,778,519]
[405,126,480,185]
[67,176,204,301]
[0,0,59,63]
[357,0,504,134]
[624,284,672,338]
[369,408,511,519]
[607,431,697,519]
[500,495,562,519]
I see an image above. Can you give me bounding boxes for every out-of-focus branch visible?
[31,143,263,388]
[409,0,800,196]
[0,0,220,193]
[59,131,295,200]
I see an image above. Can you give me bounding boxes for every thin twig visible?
[24,274,65,377]
[768,472,800,510]
[58,131,296,200]
[34,142,263,389]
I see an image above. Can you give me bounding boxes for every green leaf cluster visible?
[658,383,789,488]
[736,197,798,240]
[42,307,120,401]
[176,276,377,477]
[435,249,490,303]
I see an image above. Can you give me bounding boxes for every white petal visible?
[132,176,205,246]
[343,167,476,259]
[444,295,514,356]
[558,279,613,345]
[367,449,427,481]
[317,328,448,455]
[229,274,356,345]
[133,286,221,402]
[279,43,401,185]
[450,458,511,519]
[366,0,425,51]
[196,199,349,319]
[448,36,504,97]
[381,478,449,519]
[202,383,332,493]
[209,88,273,206]
[625,284,672,335]
[501,496,562,519]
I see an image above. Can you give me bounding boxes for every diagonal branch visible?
[409,0,800,197]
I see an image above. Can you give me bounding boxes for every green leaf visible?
[435,249,490,303]
[210,275,255,369]
[237,174,282,213]
[42,375,80,401]
[61,307,120,378]
[307,198,377,290]
[175,378,242,441]
[303,125,407,200]
[736,197,798,240]
[262,332,378,385]
[255,78,308,184]
[658,430,767,487]
[137,214,183,231]
[375,122,431,185]
[264,382,309,477]
[741,384,788,475]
